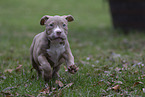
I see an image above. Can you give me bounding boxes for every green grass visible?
[1,0,145,96]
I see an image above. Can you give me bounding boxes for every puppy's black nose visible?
[57,31,62,36]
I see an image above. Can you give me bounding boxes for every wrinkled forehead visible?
[46,16,67,24]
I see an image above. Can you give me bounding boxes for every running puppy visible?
[30,15,78,81]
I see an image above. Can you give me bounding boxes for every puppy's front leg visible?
[38,55,52,81]
[52,65,60,78]
[64,40,78,74]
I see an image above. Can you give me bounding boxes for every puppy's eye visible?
[63,24,66,27]
[49,24,54,27]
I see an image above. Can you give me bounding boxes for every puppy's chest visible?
[46,43,65,64]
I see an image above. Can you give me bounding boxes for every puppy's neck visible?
[49,40,65,47]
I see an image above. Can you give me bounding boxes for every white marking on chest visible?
[46,43,65,65]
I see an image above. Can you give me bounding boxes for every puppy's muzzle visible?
[56,31,62,36]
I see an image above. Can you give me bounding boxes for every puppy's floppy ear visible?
[64,15,74,22]
[40,15,50,25]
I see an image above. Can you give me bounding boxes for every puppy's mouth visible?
[50,37,66,43]
[54,37,64,40]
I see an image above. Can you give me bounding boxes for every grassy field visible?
[1,0,145,96]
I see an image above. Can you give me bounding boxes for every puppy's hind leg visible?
[30,56,41,80]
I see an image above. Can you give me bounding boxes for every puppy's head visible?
[40,15,74,42]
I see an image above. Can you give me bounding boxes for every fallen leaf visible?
[121,60,126,64]
[107,81,111,86]
[25,94,35,97]
[141,64,144,66]
[112,85,120,89]
[137,62,142,66]
[80,60,89,65]
[123,63,128,70]
[25,84,28,87]
[95,60,99,63]
[15,92,19,96]
[120,93,123,96]
[0,75,6,79]
[133,82,143,87]
[110,73,115,77]
[143,88,145,93]
[47,83,73,96]
[15,65,22,72]
[0,91,13,97]
[55,80,64,88]
[57,91,62,97]
[86,73,90,76]
[114,81,123,84]
[3,87,16,91]
[115,67,121,72]
[112,85,120,92]
[106,87,112,91]
[104,71,110,74]
[141,75,145,78]
[134,71,139,74]
[40,87,50,94]
[65,83,73,88]
[64,66,68,72]
[111,52,121,58]
[86,57,90,60]
[97,81,105,85]
[57,83,73,95]
[4,69,13,73]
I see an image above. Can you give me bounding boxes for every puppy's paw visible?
[68,65,79,74]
